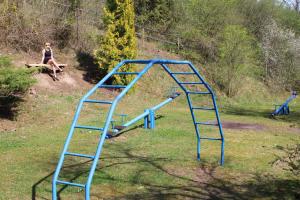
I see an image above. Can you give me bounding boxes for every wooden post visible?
[177,37,180,51]
[76,7,79,47]
[141,28,145,48]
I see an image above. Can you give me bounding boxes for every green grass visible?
[0,90,300,200]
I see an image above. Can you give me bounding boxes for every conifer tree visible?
[94,0,137,85]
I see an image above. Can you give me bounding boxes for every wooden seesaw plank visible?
[25,63,67,68]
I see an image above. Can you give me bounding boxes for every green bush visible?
[215,25,260,97]
[94,0,137,85]
[0,56,11,68]
[0,56,36,97]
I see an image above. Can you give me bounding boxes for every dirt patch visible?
[221,121,265,131]
[289,127,300,134]
[165,165,214,185]
[194,166,215,184]
[0,119,16,132]
[33,67,92,93]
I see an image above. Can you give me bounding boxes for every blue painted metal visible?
[170,72,195,75]
[149,109,155,129]
[52,59,225,200]
[272,91,297,116]
[83,99,112,104]
[192,107,215,110]
[123,95,180,128]
[114,72,140,75]
[65,152,95,159]
[187,91,211,94]
[56,180,85,188]
[195,122,217,126]
[179,82,204,84]
[99,85,127,88]
[144,109,149,129]
[118,114,128,124]
[74,125,104,131]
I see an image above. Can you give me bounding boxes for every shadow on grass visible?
[272,144,300,176]
[0,96,23,120]
[111,115,164,138]
[223,106,271,119]
[273,111,300,127]
[75,50,107,84]
[223,105,300,127]
[32,144,300,200]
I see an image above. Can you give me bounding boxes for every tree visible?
[261,19,298,89]
[94,0,137,85]
[134,0,175,32]
[216,25,259,97]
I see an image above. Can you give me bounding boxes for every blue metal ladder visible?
[52,59,224,200]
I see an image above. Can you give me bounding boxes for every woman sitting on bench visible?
[41,42,63,80]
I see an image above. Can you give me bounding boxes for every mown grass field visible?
[0,86,300,199]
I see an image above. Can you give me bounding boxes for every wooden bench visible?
[25,63,67,73]
[25,63,67,68]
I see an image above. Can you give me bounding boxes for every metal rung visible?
[65,152,95,159]
[84,99,112,104]
[196,122,217,126]
[114,72,140,75]
[192,107,215,110]
[99,85,127,88]
[187,91,211,94]
[75,125,104,131]
[56,180,85,188]
[179,82,204,85]
[200,137,222,141]
[170,72,195,75]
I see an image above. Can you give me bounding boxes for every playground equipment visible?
[272,91,297,116]
[107,92,181,138]
[52,59,224,200]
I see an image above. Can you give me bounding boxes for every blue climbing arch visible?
[52,59,225,200]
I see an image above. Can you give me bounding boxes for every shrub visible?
[0,56,36,97]
[94,0,137,85]
[215,25,260,97]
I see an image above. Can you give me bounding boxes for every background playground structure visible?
[272,91,297,116]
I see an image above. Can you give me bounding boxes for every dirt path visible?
[221,121,265,131]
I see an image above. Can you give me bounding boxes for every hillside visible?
[1,1,300,199]
[0,42,299,198]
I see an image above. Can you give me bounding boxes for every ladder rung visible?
[200,137,222,141]
[179,82,204,85]
[192,107,215,110]
[196,122,217,126]
[56,180,85,188]
[114,72,140,75]
[187,91,211,94]
[99,85,127,88]
[65,152,95,159]
[170,72,195,75]
[75,125,104,131]
[84,99,113,104]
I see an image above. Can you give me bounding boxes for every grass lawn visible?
[0,90,299,200]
